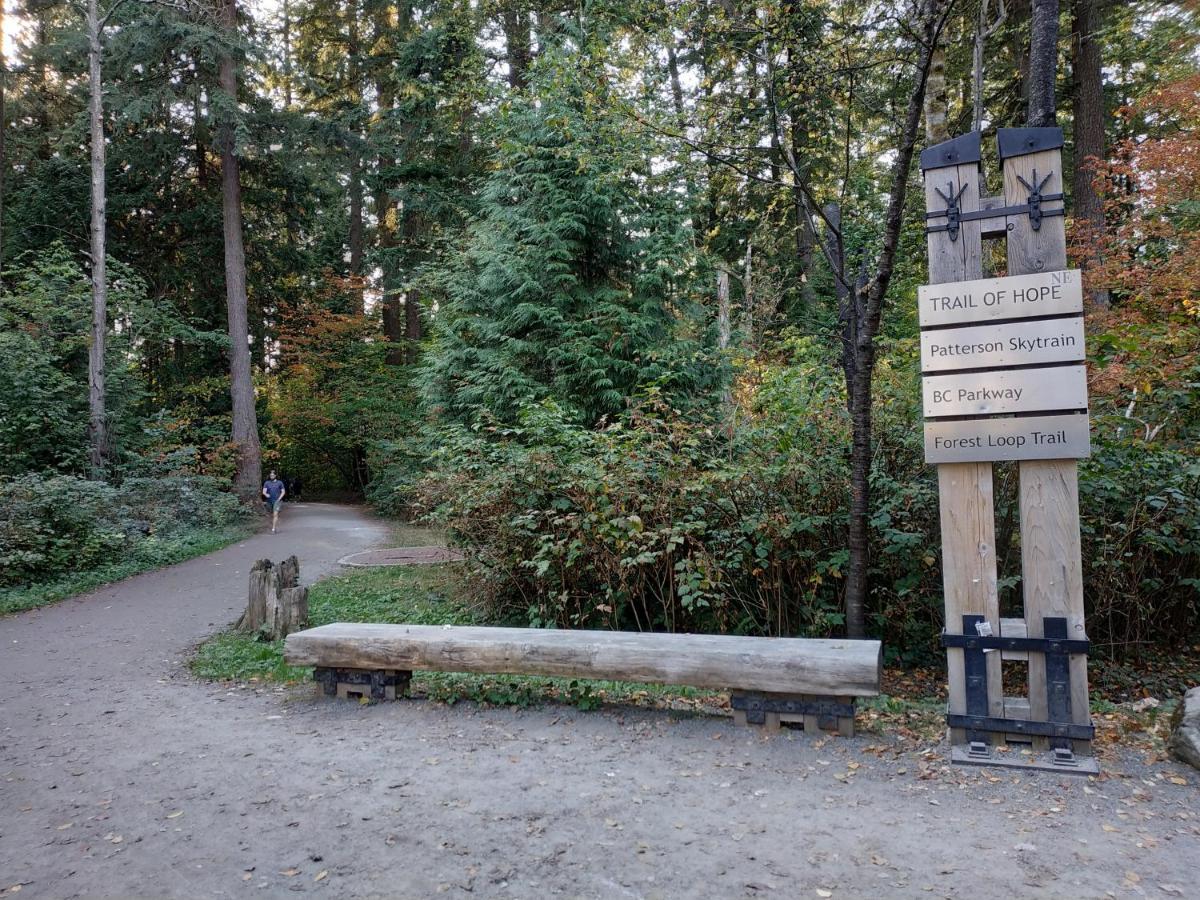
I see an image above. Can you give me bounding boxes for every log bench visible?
[284,623,882,736]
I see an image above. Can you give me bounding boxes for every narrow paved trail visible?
[2,503,1197,899]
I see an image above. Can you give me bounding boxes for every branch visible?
[860,0,956,340]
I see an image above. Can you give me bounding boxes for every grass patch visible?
[191,563,472,683]
[0,523,253,617]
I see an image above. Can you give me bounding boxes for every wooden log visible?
[285,624,883,697]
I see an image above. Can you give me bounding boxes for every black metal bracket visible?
[1016,169,1063,231]
[940,632,1090,655]
[946,714,1095,741]
[314,667,411,701]
[925,192,1064,237]
[729,693,855,725]
[946,615,1095,756]
[927,181,969,242]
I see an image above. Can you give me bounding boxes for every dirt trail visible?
[1,503,1197,899]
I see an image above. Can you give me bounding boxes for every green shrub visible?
[0,473,244,587]
[413,340,943,654]
[400,335,1199,660]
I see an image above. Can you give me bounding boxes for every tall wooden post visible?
[1001,129,1091,755]
[921,127,1095,772]
[920,134,1003,746]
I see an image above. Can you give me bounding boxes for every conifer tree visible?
[423,47,704,427]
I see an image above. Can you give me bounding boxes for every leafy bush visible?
[402,335,1200,660]
[0,473,244,588]
[414,336,943,654]
[1079,433,1200,651]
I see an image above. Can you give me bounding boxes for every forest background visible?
[0,0,1197,665]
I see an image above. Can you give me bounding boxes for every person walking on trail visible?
[262,471,287,534]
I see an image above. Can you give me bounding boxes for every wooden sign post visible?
[921,128,1096,774]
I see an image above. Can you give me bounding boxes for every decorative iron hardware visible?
[946,615,1095,746]
[314,667,411,701]
[1015,169,1063,231]
[945,714,1095,741]
[926,181,969,241]
[729,693,855,725]
[925,188,1064,238]
[939,632,1090,655]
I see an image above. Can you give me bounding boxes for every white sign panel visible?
[921,316,1085,373]
[925,414,1091,463]
[923,365,1088,417]
[918,269,1082,327]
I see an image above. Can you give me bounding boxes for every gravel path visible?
[1,502,1197,899]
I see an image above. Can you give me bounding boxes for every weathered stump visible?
[238,555,308,639]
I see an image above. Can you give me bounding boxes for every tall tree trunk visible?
[1071,0,1108,306]
[973,0,1007,133]
[923,46,949,143]
[741,241,754,346]
[842,0,949,638]
[217,0,262,500]
[502,7,531,90]
[0,0,6,288]
[347,0,364,313]
[86,0,109,477]
[404,290,422,364]
[281,0,298,248]
[1027,0,1059,127]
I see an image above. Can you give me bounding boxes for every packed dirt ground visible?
[2,504,1196,899]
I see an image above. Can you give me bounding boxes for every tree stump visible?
[238,555,308,639]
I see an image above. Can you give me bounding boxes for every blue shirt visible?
[263,479,285,503]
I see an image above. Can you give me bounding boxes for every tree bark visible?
[923,46,949,143]
[0,0,6,289]
[503,6,531,90]
[347,0,364,313]
[86,0,109,477]
[1071,0,1108,306]
[404,290,422,364]
[217,0,262,500]
[973,0,1007,133]
[1027,0,1059,127]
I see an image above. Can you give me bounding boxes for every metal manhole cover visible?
[338,546,466,568]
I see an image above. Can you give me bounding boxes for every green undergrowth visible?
[0,523,252,616]
[191,563,471,683]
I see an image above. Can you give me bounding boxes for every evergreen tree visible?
[423,48,707,428]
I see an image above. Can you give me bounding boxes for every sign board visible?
[918,269,1082,328]
[922,364,1087,417]
[921,316,1085,372]
[925,414,1090,463]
